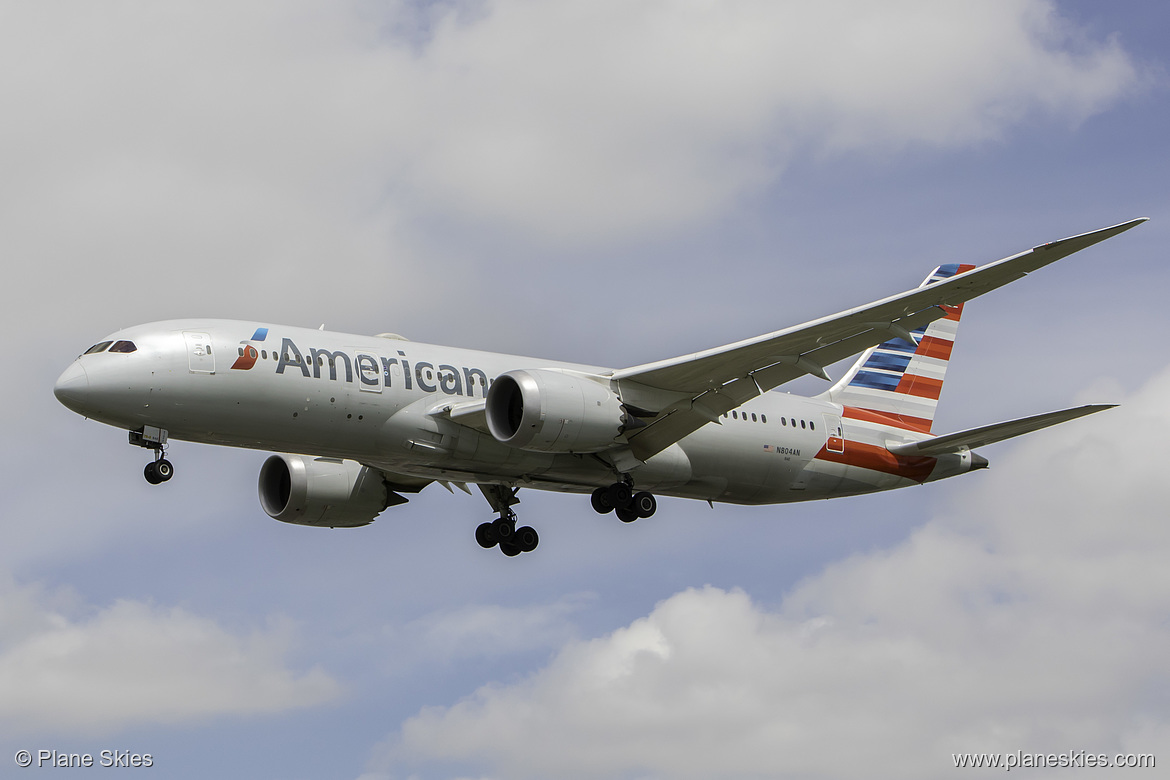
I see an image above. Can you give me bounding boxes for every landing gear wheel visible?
[500,542,522,557]
[475,522,498,549]
[515,525,539,553]
[492,516,515,541]
[154,459,174,482]
[632,491,656,518]
[606,482,632,510]
[616,507,639,523]
[591,487,614,514]
[143,462,162,485]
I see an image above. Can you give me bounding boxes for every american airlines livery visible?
[55,219,1145,556]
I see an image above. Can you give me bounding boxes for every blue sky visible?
[2,1,1168,777]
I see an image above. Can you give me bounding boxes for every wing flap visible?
[886,404,1116,456]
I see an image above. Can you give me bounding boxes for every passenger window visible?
[238,347,244,357]
[810,421,815,431]
[801,420,806,429]
[84,341,113,355]
[261,350,267,359]
[109,340,137,353]
[761,415,767,424]
[732,411,738,419]
[751,413,757,422]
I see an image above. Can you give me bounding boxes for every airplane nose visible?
[54,361,90,413]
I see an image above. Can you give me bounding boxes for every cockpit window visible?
[84,341,113,355]
[109,340,138,353]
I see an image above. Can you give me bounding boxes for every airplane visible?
[54,218,1146,556]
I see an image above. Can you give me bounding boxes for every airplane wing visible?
[612,218,1146,461]
[885,404,1116,456]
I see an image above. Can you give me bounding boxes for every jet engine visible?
[486,369,626,453]
[258,454,400,528]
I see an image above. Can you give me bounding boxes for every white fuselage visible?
[55,319,975,505]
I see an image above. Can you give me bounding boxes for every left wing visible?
[612,218,1146,461]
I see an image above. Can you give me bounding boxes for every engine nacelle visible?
[258,454,394,528]
[486,369,626,453]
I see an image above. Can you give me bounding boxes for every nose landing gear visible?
[143,457,174,485]
[130,426,173,485]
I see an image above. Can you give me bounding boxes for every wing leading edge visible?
[612,218,1147,461]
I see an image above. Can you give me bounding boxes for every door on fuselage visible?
[823,413,844,453]
[183,331,215,374]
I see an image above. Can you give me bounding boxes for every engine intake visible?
[486,369,625,453]
[258,454,399,528]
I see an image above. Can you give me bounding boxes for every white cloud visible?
[0,575,342,735]
[374,0,1140,242]
[382,364,1170,779]
[0,0,1142,312]
[399,593,594,663]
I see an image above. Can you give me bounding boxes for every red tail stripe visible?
[916,336,954,361]
[842,406,933,433]
[895,374,943,400]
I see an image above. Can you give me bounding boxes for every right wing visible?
[612,218,1146,461]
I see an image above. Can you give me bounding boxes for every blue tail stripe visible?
[926,263,962,284]
[862,352,913,373]
[876,338,917,354]
[851,371,903,391]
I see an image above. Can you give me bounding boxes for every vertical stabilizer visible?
[823,263,975,433]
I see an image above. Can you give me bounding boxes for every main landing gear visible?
[130,426,173,485]
[590,482,657,523]
[476,485,539,556]
[473,481,657,557]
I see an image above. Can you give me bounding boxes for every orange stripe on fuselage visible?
[815,441,937,482]
[842,406,933,433]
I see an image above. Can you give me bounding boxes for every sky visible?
[1,1,1168,777]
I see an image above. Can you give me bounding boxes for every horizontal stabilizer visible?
[886,404,1116,456]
